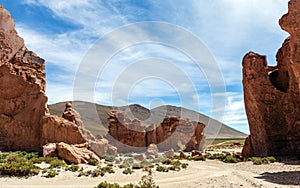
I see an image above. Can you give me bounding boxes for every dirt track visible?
[1,160,299,188]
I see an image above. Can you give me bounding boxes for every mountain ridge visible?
[48,101,248,139]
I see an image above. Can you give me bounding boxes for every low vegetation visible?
[94,169,159,188]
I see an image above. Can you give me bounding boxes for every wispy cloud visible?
[9,0,289,133]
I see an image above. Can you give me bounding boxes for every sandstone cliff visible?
[0,6,114,160]
[107,111,205,153]
[0,5,47,151]
[242,0,300,157]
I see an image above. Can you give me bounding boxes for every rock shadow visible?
[256,171,300,186]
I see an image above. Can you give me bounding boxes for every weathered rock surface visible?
[163,148,174,159]
[42,112,115,158]
[107,111,205,152]
[0,5,47,151]
[145,144,159,157]
[41,115,86,145]
[0,6,117,160]
[44,142,101,164]
[62,102,83,126]
[43,143,57,157]
[242,0,300,157]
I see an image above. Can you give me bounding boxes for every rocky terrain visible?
[242,0,300,157]
[107,111,205,152]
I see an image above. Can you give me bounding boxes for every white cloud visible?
[222,92,249,133]
[14,0,290,133]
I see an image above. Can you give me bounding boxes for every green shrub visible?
[16,151,39,160]
[132,163,143,170]
[223,156,240,163]
[206,153,226,160]
[118,164,129,169]
[0,153,9,163]
[181,163,188,169]
[265,156,276,163]
[172,155,182,160]
[102,154,116,162]
[123,153,133,157]
[146,155,154,160]
[95,170,159,188]
[250,157,263,165]
[137,169,159,188]
[30,157,46,164]
[161,158,172,165]
[101,165,115,174]
[94,181,122,188]
[156,165,169,172]
[123,158,134,166]
[49,158,66,168]
[43,169,59,178]
[123,167,134,175]
[91,169,104,177]
[65,164,79,172]
[0,154,40,177]
[192,155,206,161]
[88,159,99,166]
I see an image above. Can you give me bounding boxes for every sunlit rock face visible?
[107,111,205,153]
[0,5,47,151]
[242,0,300,157]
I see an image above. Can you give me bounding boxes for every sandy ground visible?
[1,159,300,188]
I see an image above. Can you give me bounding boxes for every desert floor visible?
[1,159,300,188]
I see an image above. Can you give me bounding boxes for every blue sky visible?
[1,0,290,134]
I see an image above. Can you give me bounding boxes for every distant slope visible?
[48,101,248,139]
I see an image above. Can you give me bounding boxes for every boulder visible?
[163,148,174,159]
[179,151,186,159]
[56,142,101,164]
[43,143,57,157]
[191,150,202,157]
[106,144,118,157]
[242,0,300,157]
[88,139,109,157]
[145,144,159,157]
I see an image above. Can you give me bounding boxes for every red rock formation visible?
[0,5,47,151]
[107,111,205,152]
[0,6,117,160]
[41,115,87,145]
[62,102,83,126]
[44,142,101,164]
[242,0,300,157]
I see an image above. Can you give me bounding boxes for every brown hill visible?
[48,101,247,139]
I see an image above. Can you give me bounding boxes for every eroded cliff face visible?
[107,111,205,153]
[0,5,47,151]
[242,0,300,157]
[0,6,113,159]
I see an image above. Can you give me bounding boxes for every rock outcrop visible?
[0,5,47,151]
[107,111,205,152]
[43,142,101,164]
[62,102,83,126]
[0,6,117,161]
[242,0,300,157]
